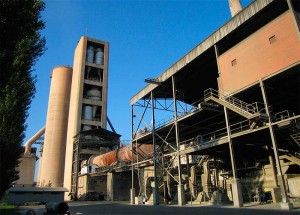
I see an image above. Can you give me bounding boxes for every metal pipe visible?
[24,126,45,155]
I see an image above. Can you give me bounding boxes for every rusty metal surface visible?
[92,144,154,167]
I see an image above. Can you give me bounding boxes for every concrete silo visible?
[38,66,72,187]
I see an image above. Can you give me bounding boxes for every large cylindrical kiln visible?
[39,66,72,187]
[91,144,153,167]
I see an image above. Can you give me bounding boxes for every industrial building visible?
[17,0,299,211]
[127,0,300,210]
[20,37,113,193]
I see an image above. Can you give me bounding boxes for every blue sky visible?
[25,0,252,146]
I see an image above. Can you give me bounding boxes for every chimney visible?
[228,0,243,17]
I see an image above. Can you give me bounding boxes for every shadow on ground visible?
[18,201,300,215]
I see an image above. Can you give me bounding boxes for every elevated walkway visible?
[94,114,300,174]
[201,88,267,120]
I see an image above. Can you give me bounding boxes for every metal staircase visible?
[201,88,267,120]
[291,133,300,147]
[274,110,300,148]
[291,118,300,147]
[280,154,300,166]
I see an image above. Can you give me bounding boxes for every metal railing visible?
[135,105,199,138]
[134,88,267,139]
[180,119,258,148]
[155,105,199,129]
[204,88,263,115]
[274,110,295,122]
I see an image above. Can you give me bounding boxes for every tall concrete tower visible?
[38,66,73,187]
[64,36,109,196]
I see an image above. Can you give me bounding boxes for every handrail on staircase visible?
[204,88,261,114]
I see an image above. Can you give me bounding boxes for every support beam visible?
[162,150,167,204]
[107,117,116,134]
[107,172,115,201]
[186,154,192,203]
[131,105,135,205]
[172,76,185,206]
[151,91,159,205]
[224,107,243,207]
[259,79,293,210]
[132,98,151,138]
[267,144,279,187]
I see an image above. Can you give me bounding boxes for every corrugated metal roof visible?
[130,0,274,105]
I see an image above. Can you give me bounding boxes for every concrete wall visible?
[77,175,107,200]
[77,175,88,199]
[64,37,87,196]
[15,155,36,187]
[7,187,67,206]
[219,11,300,93]
[107,172,136,201]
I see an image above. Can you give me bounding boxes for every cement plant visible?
[8,0,300,213]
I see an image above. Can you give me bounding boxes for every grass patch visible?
[0,204,15,209]
[0,191,23,214]
[0,204,20,215]
[0,204,22,215]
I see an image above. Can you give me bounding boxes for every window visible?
[231,59,237,67]
[269,35,276,44]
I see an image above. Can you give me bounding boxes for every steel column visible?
[186,154,192,203]
[130,105,135,204]
[172,76,185,206]
[259,79,292,210]
[224,107,237,179]
[267,144,279,187]
[151,91,159,205]
[224,106,243,207]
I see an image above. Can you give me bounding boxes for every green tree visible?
[0,0,46,199]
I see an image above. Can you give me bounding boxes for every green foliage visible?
[0,0,46,199]
[0,205,15,209]
[40,180,52,187]
[0,191,18,215]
